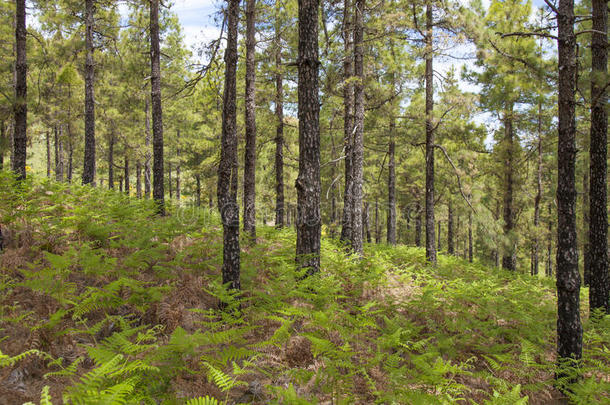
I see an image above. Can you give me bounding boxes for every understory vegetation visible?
[1,173,609,404]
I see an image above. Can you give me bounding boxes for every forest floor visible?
[0,173,609,405]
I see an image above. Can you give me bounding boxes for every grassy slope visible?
[0,173,609,404]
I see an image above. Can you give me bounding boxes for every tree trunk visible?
[46,130,51,177]
[67,137,73,183]
[144,98,151,198]
[13,0,27,180]
[424,2,436,264]
[582,166,590,284]
[588,0,609,314]
[243,0,257,239]
[196,174,201,207]
[150,0,165,214]
[350,0,365,255]
[375,198,380,243]
[176,130,181,201]
[124,153,130,195]
[340,0,354,245]
[218,0,241,290]
[296,0,321,273]
[274,13,285,228]
[415,199,422,247]
[556,0,582,375]
[364,201,371,243]
[119,176,123,193]
[54,126,62,182]
[533,101,543,276]
[387,108,397,245]
[136,161,142,198]
[468,212,473,263]
[82,0,95,185]
[437,220,442,251]
[108,133,114,189]
[501,108,516,271]
[168,162,172,199]
[448,200,454,254]
[547,203,553,277]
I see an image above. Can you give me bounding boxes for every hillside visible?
[0,174,608,404]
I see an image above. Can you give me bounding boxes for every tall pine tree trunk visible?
[588,0,608,314]
[124,152,129,194]
[296,0,321,273]
[582,166,590,284]
[82,0,95,185]
[46,130,51,177]
[387,104,397,245]
[468,212,473,263]
[502,108,516,271]
[168,162,172,199]
[176,129,181,201]
[244,0,257,238]
[144,98,151,198]
[136,161,142,198]
[350,0,364,255]
[195,174,201,207]
[150,0,165,214]
[108,133,114,189]
[533,101,542,276]
[340,0,354,245]
[556,0,582,375]
[13,0,27,180]
[448,200,454,254]
[218,0,241,290]
[424,1,436,264]
[274,5,284,228]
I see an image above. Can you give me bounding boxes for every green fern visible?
[185,396,224,405]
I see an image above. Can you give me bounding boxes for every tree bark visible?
[108,132,114,189]
[350,0,365,255]
[501,108,516,271]
[556,0,582,374]
[243,0,257,239]
[387,106,397,245]
[340,0,354,245]
[448,200,454,254]
[547,203,553,277]
[375,198,380,243]
[364,201,371,243]
[468,212,473,263]
[176,129,181,201]
[218,0,241,290]
[67,136,73,183]
[195,174,201,207]
[46,130,51,177]
[296,0,321,273]
[144,98,151,198]
[582,165,590,284]
[150,0,165,214]
[13,0,27,180]
[415,199,422,247]
[168,162,172,199]
[54,126,62,182]
[136,160,142,198]
[424,2,436,264]
[82,0,96,185]
[533,100,543,276]
[124,152,130,195]
[274,11,284,228]
[437,220,442,251]
[588,0,608,314]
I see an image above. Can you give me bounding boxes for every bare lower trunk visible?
[168,162,172,199]
[437,220,442,251]
[55,126,63,182]
[547,203,553,277]
[296,0,321,273]
[82,0,96,185]
[468,212,473,263]
[340,0,354,245]
[13,0,27,180]
[588,0,609,314]
[46,130,51,177]
[218,0,241,290]
[424,2,436,264]
[502,109,516,271]
[243,0,257,238]
[195,174,201,207]
[150,0,165,214]
[375,199,380,243]
[448,200,454,254]
[274,39,284,228]
[67,137,73,182]
[556,0,582,376]
[144,98,151,198]
[136,161,142,198]
[350,0,364,255]
[532,100,543,276]
[124,153,130,195]
[387,113,396,245]
[364,201,371,243]
[108,133,114,189]
[582,167,590,283]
